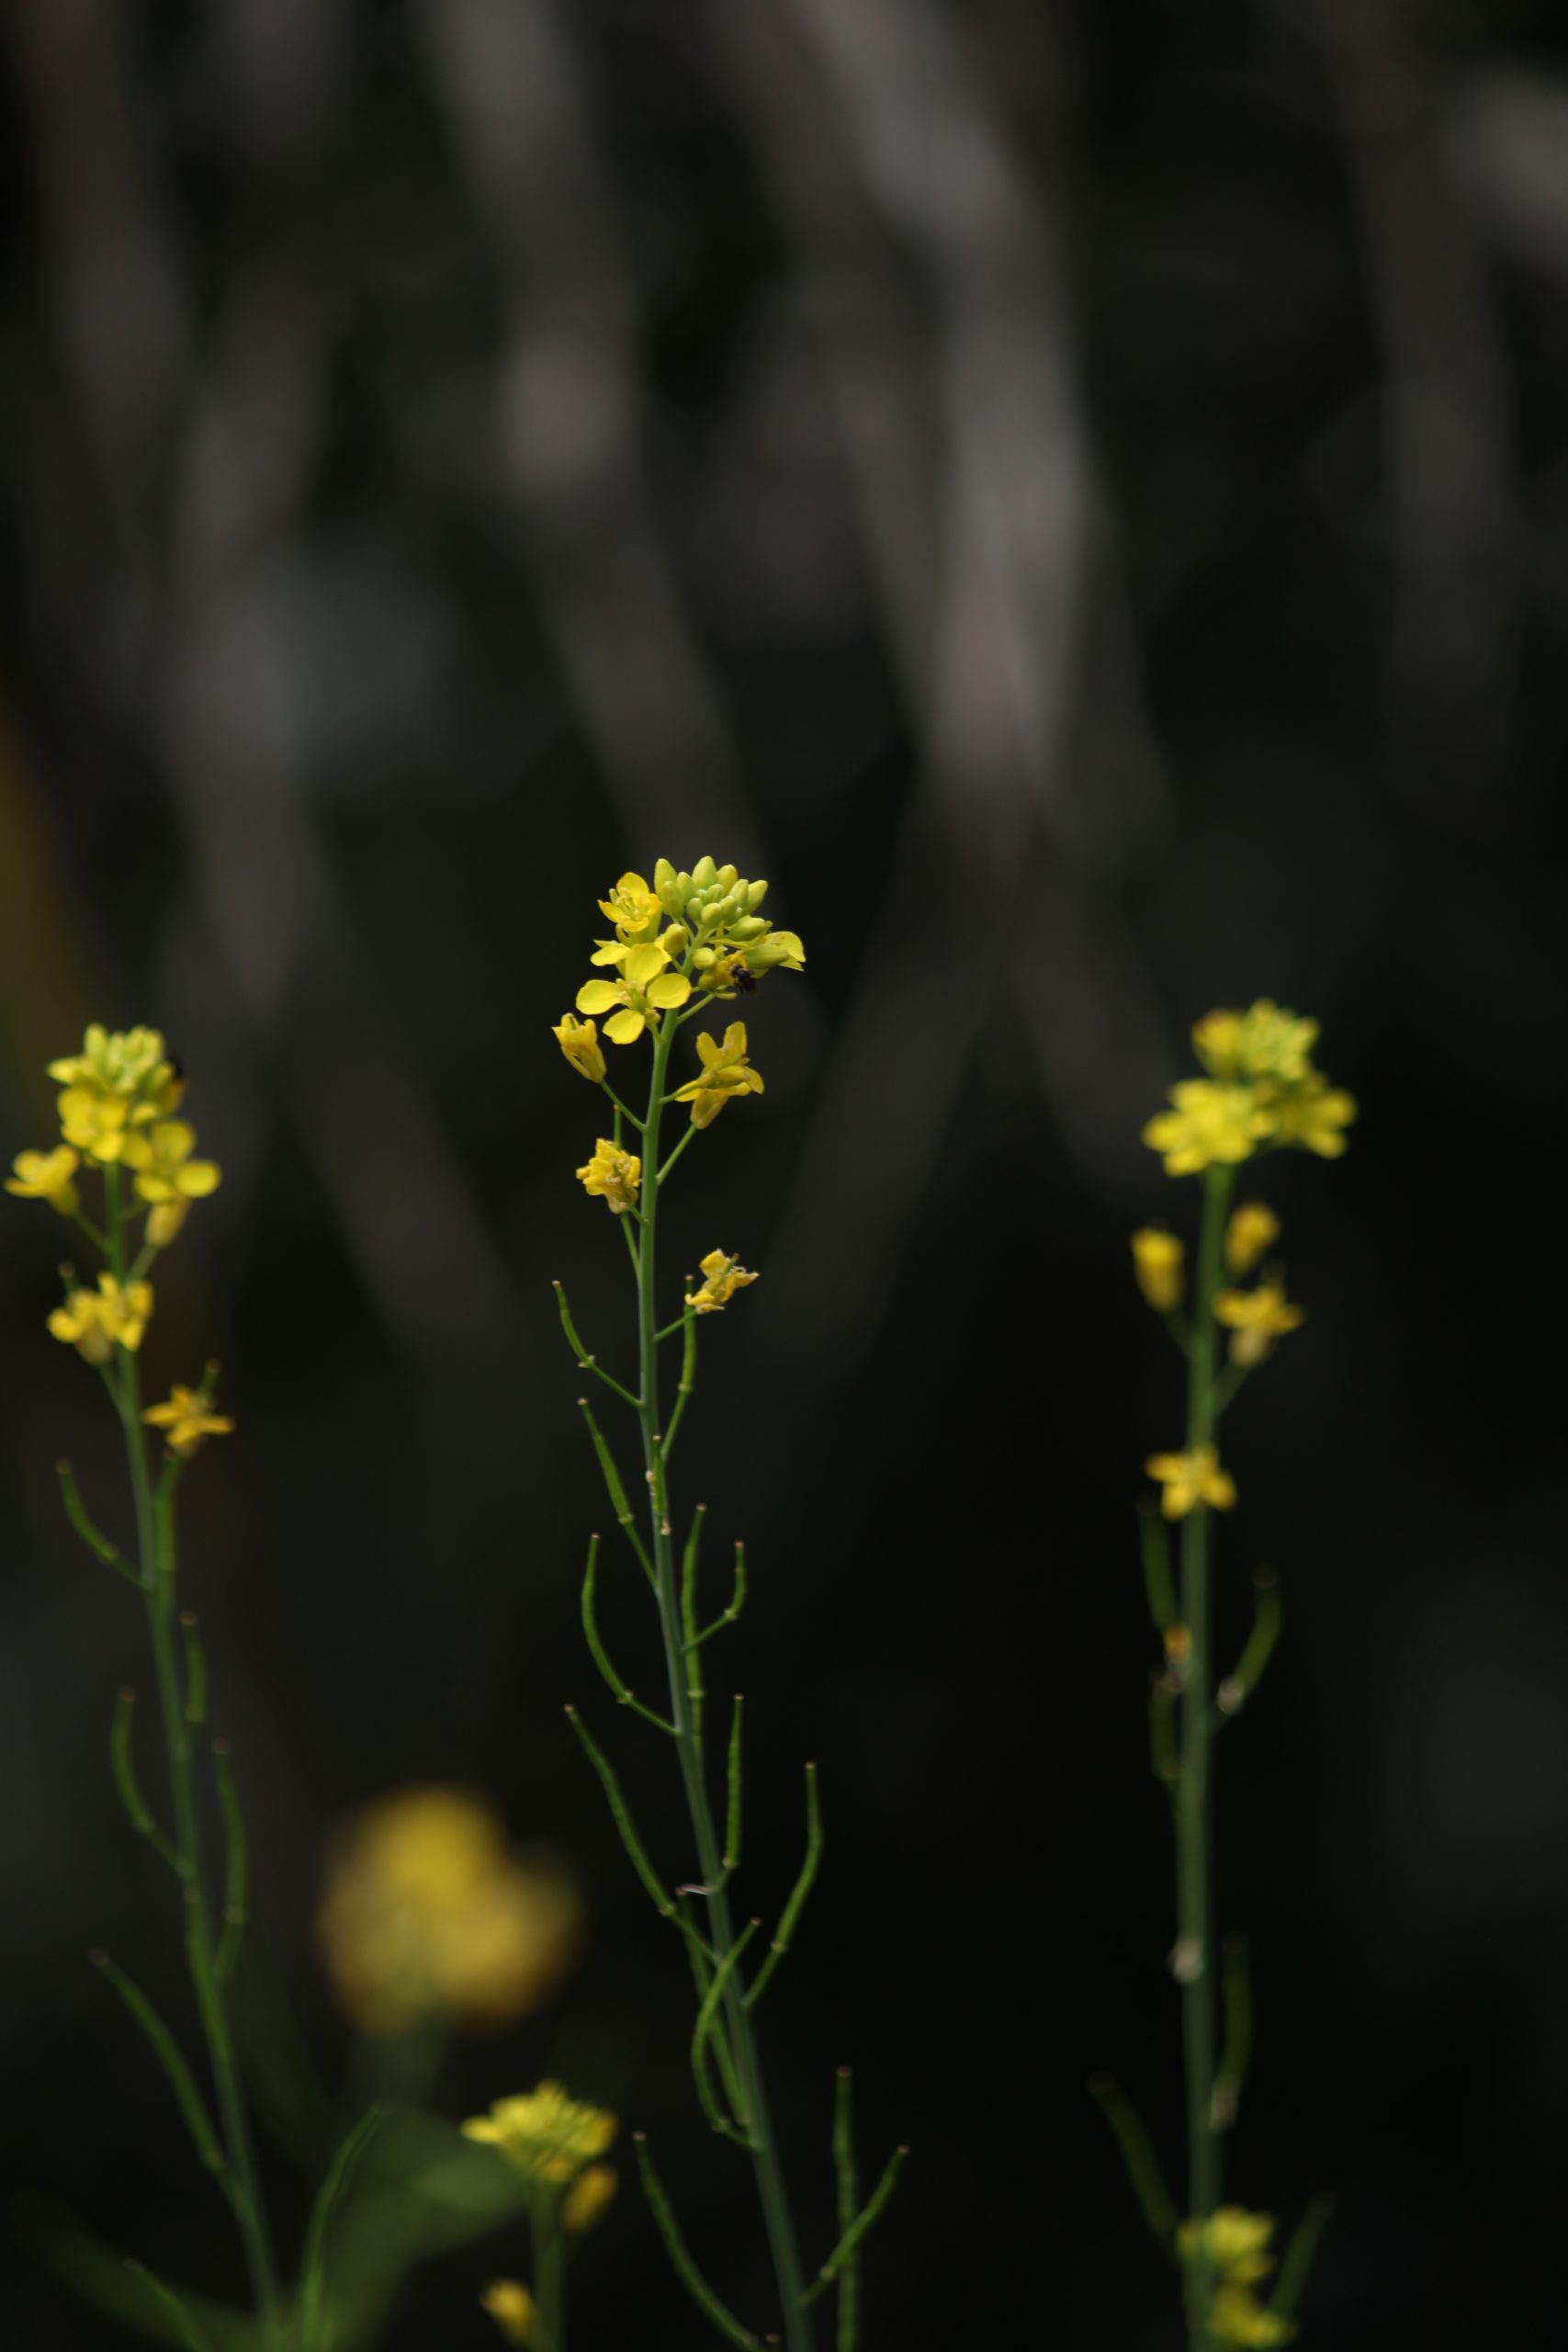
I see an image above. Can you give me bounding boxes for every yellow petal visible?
[604,1008,646,1045]
[645,974,691,1009]
[575,980,619,1015]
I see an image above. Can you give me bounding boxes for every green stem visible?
[633,1015,814,2352]
[1176,1164,1233,2348]
[535,2192,566,2352]
[103,1170,282,2343]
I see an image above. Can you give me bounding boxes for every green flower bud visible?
[660,924,690,956]
[716,864,738,891]
[654,859,685,919]
[742,929,806,973]
[692,854,717,890]
[729,916,768,942]
[745,879,769,912]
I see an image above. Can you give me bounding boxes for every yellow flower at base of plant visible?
[141,1385,236,1457]
[129,1120,221,1209]
[686,1250,759,1315]
[575,943,691,1045]
[1215,1283,1305,1367]
[48,1275,154,1363]
[1224,1202,1280,1277]
[576,1139,641,1216]
[316,1790,583,2036]
[1209,2288,1295,2347]
[1143,1082,1272,1178]
[1132,1227,1184,1311]
[462,2081,617,2186]
[1268,1080,1357,1159]
[552,1013,607,1085]
[480,2280,536,2346]
[563,2162,617,2233]
[1145,1444,1236,1520]
[672,1023,764,1129]
[6,1146,80,1217]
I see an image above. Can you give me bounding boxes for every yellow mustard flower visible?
[597,871,663,941]
[1209,2289,1295,2347]
[6,1146,81,1216]
[1143,1081,1273,1177]
[1145,1444,1236,1519]
[1224,1202,1280,1277]
[141,1385,236,1457]
[129,1119,220,1210]
[48,1274,153,1363]
[1178,2206,1277,2278]
[575,942,691,1045]
[1269,1080,1356,1159]
[740,927,805,974]
[672,1023,764,1129]
[1132,1227,1184,1311]
[685,1249,759,1314]
[562,2162,617,2233]
[49,1023,182,1106]
[479,2281,535,2346]
[576,1139,641,1215]
[1193,1001,1318,1088]
[56,1086,141,1163]
[552,1013,607,1085]
[462,2081,617,2186]
[1215,1282,1305,1367]
[317,1789,582,2036]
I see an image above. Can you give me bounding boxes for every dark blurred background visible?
[2,0,1566,2345]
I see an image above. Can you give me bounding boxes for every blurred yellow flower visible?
[142,1385,236,1457]
[552,1014,607,1085]
[1143,1082,1272,1177]
[462,2081,617,2185]
[49,1023,182,1108]
[576,1139,641,1216]
[1178,2207,1276,2278]
[1224,1202,1279,1277]
[316,1790,582,2036]
[685,1250,759,1315]
[1193,1001,1318,1088]
[129,1120,220,1209]
[672,1023,764,1129]
[1145,1445,1236,1519]
[48,1275,153,1363]
[57,1086,141,1164]
[6,1146,80,1216]
[1131,1227,1184,1311]
[1268,1080,1356,1159]
[1214,1283,1305,1367]
[1209,2289,1294,2347]
[479,2281,535,2346]
[562,2162,617,2233]
[575,943,691,1045]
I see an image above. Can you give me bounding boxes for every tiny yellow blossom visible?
[6,1146,80,1216]
[1193,1001,1318,1088]
[1209,2289,1295,2347]
[480,2281,536,2346]
[141,1385,236,1457]
[1214,1283,1305,1367]
[128,1119,220,1209]
[672,1023,764,1129]
[1132,1227,1184,1312]
[1143,1082,1273,1178]
[48,1023,182,1108]
[1145,1445,1236,1520]
[1224,1202,1280,1277]
[48,1274,153,1363]
[317,1790,582,2036]
[1269,1080,1356,1159]
[575,943,691,1045]
[685,1249,759,1315]
[57,1085,140,1163]
[1178,2207,1277,2277]
[597,871,663,941]
[462,2082,617,2186]
[562,2162,617,2233]
[552,1013,607,1084]
[576,1139,641,1215]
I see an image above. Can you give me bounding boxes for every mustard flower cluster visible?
[464,2078,618,2338]
[1143,1001,1355,1178]
[1178,2208,1295,2346]
[552,857,805,1224]
[10,1025,232,1455]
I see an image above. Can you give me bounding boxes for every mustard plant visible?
[1094,1001,1353,2347]
[550,860,904,2352]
